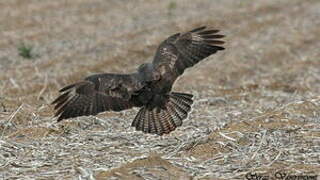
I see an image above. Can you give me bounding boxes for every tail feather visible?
[170,96,191,114]
[160,108,176,133]
[149,108,157,134]
[132,107,144,130]
[131,92,194,135]
[171,92,193,104]
[153,108,164,135]
[171,93,193,109]
[171,92,193,98]
[144,109,150,133]
[165,102,182,127]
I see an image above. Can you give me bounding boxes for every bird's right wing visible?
[84,73,144,99]
[52,73,144,121]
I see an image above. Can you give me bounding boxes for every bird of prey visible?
[52,26,225,135]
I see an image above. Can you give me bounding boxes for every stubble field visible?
[0,0,320,179]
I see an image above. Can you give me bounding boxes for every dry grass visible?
[0,0,320,179]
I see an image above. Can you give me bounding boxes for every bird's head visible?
[137,63,160,82]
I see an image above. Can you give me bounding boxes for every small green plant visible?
[168,1,177,16]
[18,42,34,59]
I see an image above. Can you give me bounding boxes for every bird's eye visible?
[154,73,160,80]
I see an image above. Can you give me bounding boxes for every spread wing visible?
[152,26,225,83]
[51,73,144,121]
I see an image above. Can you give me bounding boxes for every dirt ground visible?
[0,0,320,179]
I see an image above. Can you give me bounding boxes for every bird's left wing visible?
[152,26,225,82]
[52,73,144,121]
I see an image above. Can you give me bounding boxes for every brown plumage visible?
[52,26,225,135]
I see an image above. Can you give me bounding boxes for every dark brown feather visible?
[190,26,207,32]
[198,29,220,35]
[152,26,225,86]
[131,92,193,135]
[52,80,135,121]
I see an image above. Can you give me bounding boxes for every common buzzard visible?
[52,26,225,135]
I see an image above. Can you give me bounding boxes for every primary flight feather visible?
[52,26,225,135]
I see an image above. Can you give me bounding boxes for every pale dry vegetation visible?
[0,0,320,179]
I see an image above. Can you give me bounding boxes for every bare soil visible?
[0,0,319,179]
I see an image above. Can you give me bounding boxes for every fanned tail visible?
[131,92,193,135]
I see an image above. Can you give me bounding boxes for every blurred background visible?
[0,0,319,179]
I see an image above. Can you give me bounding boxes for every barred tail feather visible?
[131,92,193,135]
